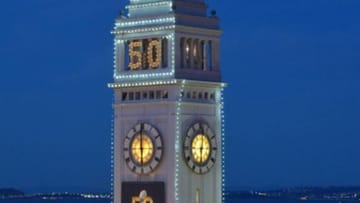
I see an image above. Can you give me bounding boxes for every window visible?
[192,92,196,99]
[196,189,200,203]
[149,91,154,99]
[142,92,148,99]
[201,40,206,70]
[186,38,192,67]
[193,39,199,68]
[161,38,168,68]
[135,92,141,100]
[210,93,215,101]
[129,92,134,100]
[180,37,185,68]
[162,91,168,99]
[156,90,161,99]
[124,43,129,71]
[206,41,212,71]
[122,92,128,101]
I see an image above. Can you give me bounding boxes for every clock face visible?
[183,122,217,174]
[124,123,163,174]
[191,134,211,164]
[131,133,154,165]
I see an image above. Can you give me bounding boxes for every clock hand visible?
[200,126,204,163]
[140,124,143,165]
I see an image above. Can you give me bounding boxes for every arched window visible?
[206,41,213,71]
[161,38,168,68]
[187,92,191,99]
[200,40,206,70]
[192,91,196,99]
[124,41,130,70]
[180,37,186,68]
[193,39,199,68]
[186,38,192,68]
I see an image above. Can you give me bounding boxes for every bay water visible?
[0,197,356,203]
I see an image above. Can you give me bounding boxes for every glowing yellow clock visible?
[124,123,163,175]
[131,133,154,165]
[183,122,217,174]
[191,134,211,164]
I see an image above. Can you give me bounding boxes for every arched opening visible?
[200,40,206,70]
[206,41,212,71]
[161,38,168,68]
[193,39,199,69]
[186,38,192,68]
[180,37,186,68]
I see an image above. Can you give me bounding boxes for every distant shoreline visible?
[1,186,360,201]
[227,186,360,201]
[0,189,110,200]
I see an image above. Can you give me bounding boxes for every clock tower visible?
[109,1,226,203]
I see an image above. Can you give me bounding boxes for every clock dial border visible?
[183,122,217,174]
[123,123,163,175]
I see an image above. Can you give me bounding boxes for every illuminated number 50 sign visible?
[128,39,162,70]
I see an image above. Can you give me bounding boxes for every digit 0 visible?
[147,40,161,69]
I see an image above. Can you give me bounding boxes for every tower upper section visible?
[111,0,222,85]
[126,0,218,29]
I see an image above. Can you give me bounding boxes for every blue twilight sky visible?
[0,0,360,193]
